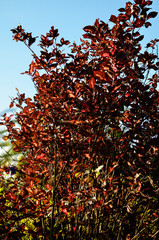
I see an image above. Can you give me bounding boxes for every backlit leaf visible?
[93,71,105,80]
[89,77,95,89]
[94,19,99,27]
[61,208,68,215]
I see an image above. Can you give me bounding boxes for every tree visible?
[0,0,159,239]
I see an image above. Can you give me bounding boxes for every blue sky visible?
[1,0,159,115]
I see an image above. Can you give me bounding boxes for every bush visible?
[0,0,159,239]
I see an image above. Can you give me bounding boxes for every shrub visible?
[0,0,159,239]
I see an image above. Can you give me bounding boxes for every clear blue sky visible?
[1,0,159,115]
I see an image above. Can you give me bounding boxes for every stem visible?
[23,40,49,75]
[50,145,57,240]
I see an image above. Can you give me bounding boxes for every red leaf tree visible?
[0,0,159,239]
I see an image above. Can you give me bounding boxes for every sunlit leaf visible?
[89,77,95,89]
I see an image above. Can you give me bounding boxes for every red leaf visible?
[133,31,140,37]
[113,85,121,92]
[29,61,35,75]
[102,52,110,58]
[34,188,38,195]
[67,89,76,98]
[152,213,158,218]
[145,22,152,28]
[8,192,16,200]
[94,19,99,28]
[133,19,145,28]
[84,153,90,159]
[93,71,105,81]
[83,33,95,40]
[118,8,125,12]
[62,208,68,215]
[89,77,95,89]
[9,102,14,108]
[135,35,144,41]
[46,184,52,191]
[30,180,34,188]
[147,11,158,19]
[83,25,95,33]
[125,93,130,97]
[28,37,36,46]
[109,15,117,23]
[60,38,70,45]
[21,71,29,75]
[37,153,45,160]
[64,40,70,45]
[146,1,153,5]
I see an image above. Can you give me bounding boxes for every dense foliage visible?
[0,0,159,239]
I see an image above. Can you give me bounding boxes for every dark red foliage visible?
[1,0,159,239]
